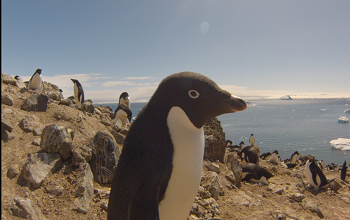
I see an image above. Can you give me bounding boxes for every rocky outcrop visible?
[21,93,49,112]
[9,197,48,220]
[73,163,94,214]
[40,124,74,160]
[88,131,121,184]
[204,117,226,163]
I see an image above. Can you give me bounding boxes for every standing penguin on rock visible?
[71,79,85,109]
[28,69,43,92]
[107,71,247,220]
[305,156,328,190]
[114,92,132,126]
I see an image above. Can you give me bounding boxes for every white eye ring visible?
[188,90,200,99]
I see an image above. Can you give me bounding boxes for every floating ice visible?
[330,138,350,151]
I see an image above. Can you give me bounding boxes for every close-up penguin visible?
[107,71,247,220]
[71,79,85,109]
[27,69,43,91]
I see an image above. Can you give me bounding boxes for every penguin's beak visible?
[225,95,247,113]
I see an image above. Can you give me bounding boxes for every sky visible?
[2,0,350,103]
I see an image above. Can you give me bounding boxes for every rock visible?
[21,93,49,112]
[9,197,47,220]
[81,102,95,113]
[1,94,14,106]
[1,112,13,132]
[109,129,125,145]
[227,190,262,207]
[59,99,73,107]
[201,171,222,200]
[273,187,284,195]
[88,131,121,184]
[287,192,305,202]
[1,128,15,142]
[47,90,62,101]
[19,115,40,132]
[111,119,123,132]
[301,200,324,219]
[100,114,111,126]
[73,163,94,214]
[20,152,62,189]
[33,125,45,136]
[2,74,18,85]
[40,124,74,160]
[204,117,226,163]
[224,170,236,184]
[205,161,220,173]
[96,105,114,118]
[95,108,102,115]
[7,164,20,179]
[71,145,93,166]
[32,138,41,146]
[45,182,63,196]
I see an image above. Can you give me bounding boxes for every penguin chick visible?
[28,69,43,91]
[107,71,247,220]
[71,79,85,109]
[305,156,328,190]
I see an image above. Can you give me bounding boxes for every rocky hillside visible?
[1,72,350,220]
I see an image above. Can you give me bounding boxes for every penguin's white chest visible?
[73,84,82,106]
[159,107,205,220]
[291,154,298,164]
[114,109,129,125]
[28,74,42,91]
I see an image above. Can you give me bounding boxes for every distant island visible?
[279,95,293,100]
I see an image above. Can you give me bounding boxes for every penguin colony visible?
[107,72,247,220]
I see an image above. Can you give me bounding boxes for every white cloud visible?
[102,81,137,87]
[123,76,154,80]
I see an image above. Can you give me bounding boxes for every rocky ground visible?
[1,72,350,220]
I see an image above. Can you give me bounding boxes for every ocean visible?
[104,98,350,166]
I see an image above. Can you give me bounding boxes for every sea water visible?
[107,99,350,166]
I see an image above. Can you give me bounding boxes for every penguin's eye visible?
[188,90,200,99]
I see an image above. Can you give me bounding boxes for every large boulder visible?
[21,93,49,112]
[19,152,62,189]
[73,163,94,214]
[88,131,121,184]
[9,197,48,220]
[204,117,226,163]
[40,124,74,160]
[1,94,14,106]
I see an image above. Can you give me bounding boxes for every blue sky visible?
[2,0,349,103]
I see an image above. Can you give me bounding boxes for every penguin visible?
[268,150,279,164]
[27,69,43,91]
[71,79,85,108]
[113,92,132,126]
[113,104,132,125]
[299,154,310,165]
[241,163,274,183]
[239,145,259,164]
[259,152,271,160]
[14,75,26,88]
[226,140,233,148]
[318,160,324,170]
[290,151,300,164]
[107,71,247,220]
[249,133,255,146]
[340,160,347,181]
[305,156,328,190]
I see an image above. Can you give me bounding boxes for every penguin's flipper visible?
[128,178,160,220]
[311,169,319,186]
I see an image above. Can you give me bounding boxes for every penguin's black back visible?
[341,160,347,181]
[309,161,328,187]
[240,146,259,164]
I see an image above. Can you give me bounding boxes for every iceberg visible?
[330,138,350,151]
[344,109,350,113]
[338,116,349,123]
[279,95,292,100]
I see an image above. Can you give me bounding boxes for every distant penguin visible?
[226,140,233,148]
[14,75,26,88]
[269,150,279,164]
[318,160,324,170]
[71,79,85,108]
[28,69,42,91]
[249,133,255,146]
[290,151,300,164]
[259,152,271,160]
[241,163,274,183]
[305,156,328,190]
[341,160,347,181]
[107,72,247,220]
[299,154,310,165]
[114,92,132,125]
[239,146,259,164]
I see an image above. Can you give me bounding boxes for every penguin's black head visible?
[35,69,42,75]
[273,150,279,154]
[71,78,82,86]
[226,140,233,146]
[251,134,254,136]
[14,75,20,80]
[119,92,129,100]
[293,151,300,155]
[149,72,247,128]
[309,156,315,163]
